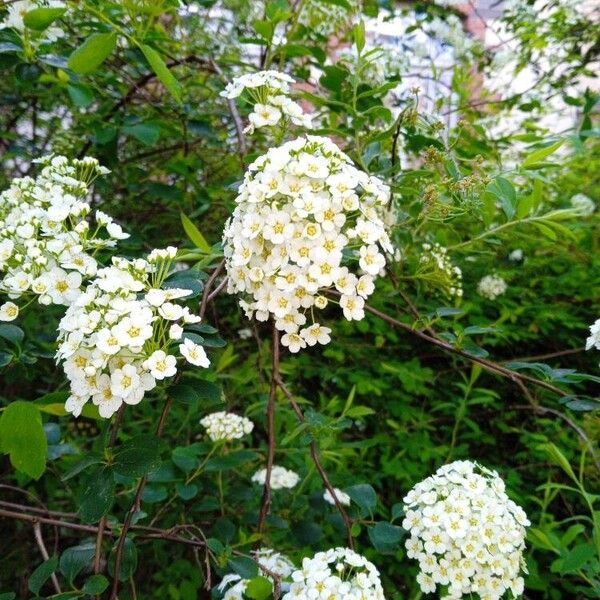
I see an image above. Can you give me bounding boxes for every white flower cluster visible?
[323,487,351,506]
[299,0,359,38]
[403,460,530,599]
[477,275,507,301]
[585,318,600,351]
[223,135,394,352]
[0,0,66,42]
[0,155,126,311]
[56,248,210,418]
[221,70,310,134]
[419,243,463,298]
[218,548,295,600]
[570,193,596,216]
[282,547,386,600]
[251,465,299,490]
[200,411,254,442]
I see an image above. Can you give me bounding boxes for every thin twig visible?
[512,405,600,472]
[258,324,279,533]
[209,59,248,160]
[275,378,355,548]
[359,300,568,398]
[109,396,173,600]
[33,522,61,594]
[199,259,225,320]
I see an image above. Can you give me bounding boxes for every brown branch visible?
[360,301,568,398]
[109,396,173,600]
[199,259,225,320]
[258,324,279,534]
[0,507,206,547]
[358,298,600,473]
[33,522,61,594]
[275,378,354,548]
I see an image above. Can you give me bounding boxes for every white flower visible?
[0,301,19,321]
[585,318,600,351]
[477,275,507,300]
[282,547,385,600]
[200,411,253,442]
[179,338,210,367]
[403,460,530,599]
[570,193,595,216]
[92,373,123,418]
[169,323,183,340]
[323,487,351,506]
[251,465,299,489]
[508,249,523,261]
[144,350,177,380]
[223,135,394,351]
[249,104,282,128]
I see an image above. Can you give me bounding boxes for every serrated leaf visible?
[0,324,24,344]
[68,32,117,75]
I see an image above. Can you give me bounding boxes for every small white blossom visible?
[0,301,19,321]
[585,318,600,351]
[323,487,351,506]
[570,193,595,216]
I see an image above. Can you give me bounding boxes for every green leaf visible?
[228,556,258,579]
[353,20,365,53]
[59,542,95,584]
[180,212,211,252]
[205,449,257,471]
[28,555,58,594]
[79,466,115,523]
[368,521,405,553]
[0,324,24,344]
[113,435,161,478]
[552,543,596,574]
[523,140,564,167]
[82,574,109,594]
[0,401,47,479]
[68,32,117,75]
[140,44,182,103]
[23,7,66,31]
[62,454,103,480]
[245,576,272,600]
[184,378,221,402]
[346,483,377,514]
[176,482,198,500]
[123,123,161,146]
[486,176,517,220]
[67,83,94,107]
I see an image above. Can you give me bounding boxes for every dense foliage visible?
[0,0,598,599]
